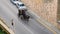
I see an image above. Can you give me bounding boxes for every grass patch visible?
[0,27,7,34]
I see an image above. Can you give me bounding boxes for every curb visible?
[0,17,14,34]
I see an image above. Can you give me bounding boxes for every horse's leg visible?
[18,10,22,17]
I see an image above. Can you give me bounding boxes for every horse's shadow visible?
[18,15,30,24]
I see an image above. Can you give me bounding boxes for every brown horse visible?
[18,10,30,21]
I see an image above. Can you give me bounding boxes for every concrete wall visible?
[21,0,58,26]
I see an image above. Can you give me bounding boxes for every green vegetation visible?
[0,27,7,34]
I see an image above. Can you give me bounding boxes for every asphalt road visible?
[0,0,53,34]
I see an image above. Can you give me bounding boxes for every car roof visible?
[16,1,24,4]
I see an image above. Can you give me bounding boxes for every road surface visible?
[0,0,53,34]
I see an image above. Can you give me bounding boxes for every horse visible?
[18,10,30,21]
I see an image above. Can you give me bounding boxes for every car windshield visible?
[19,4,25,6]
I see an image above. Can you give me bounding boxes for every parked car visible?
[10,0,18,5]
[15,2,27,10]
[10,0,27,10]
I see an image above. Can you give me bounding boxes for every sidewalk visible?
[0,17,14,34]
[27,9,60,34]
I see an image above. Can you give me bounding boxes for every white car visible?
[15,2,27,10]
[10,0,27,10]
